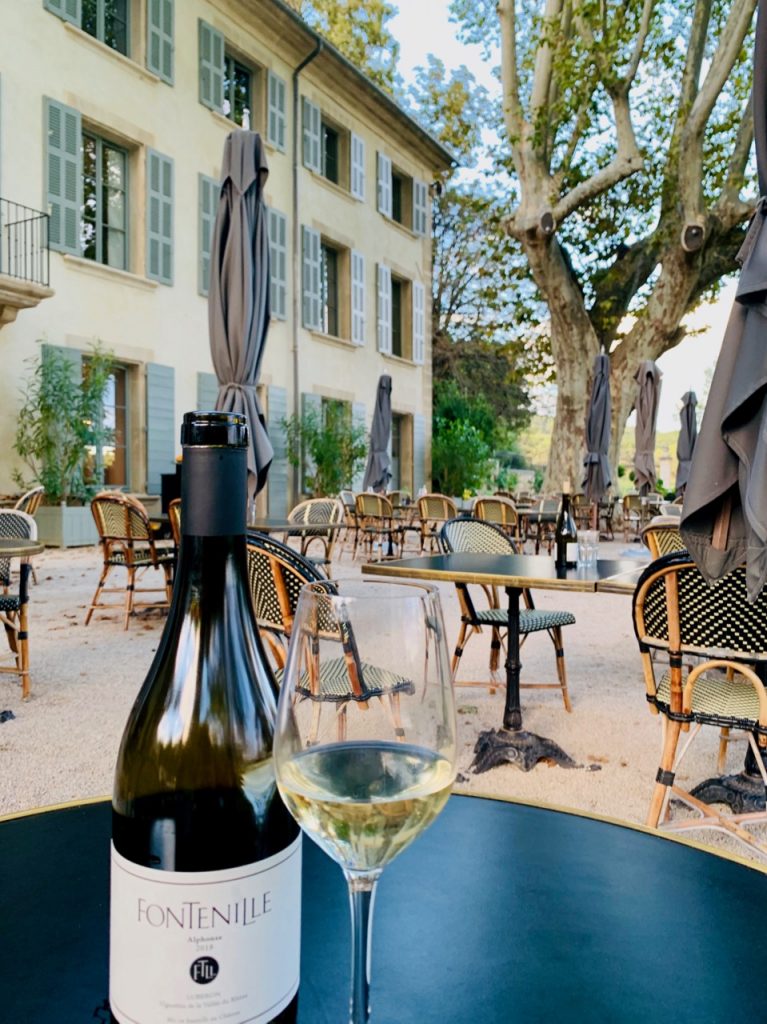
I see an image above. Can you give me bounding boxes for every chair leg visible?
[647,717,682,828]
[450,623,469,678]
[551,626,572,713]
[124,566,136,630]
[84,562,111,625]
[19,591,30,700]
[717,727,731,774]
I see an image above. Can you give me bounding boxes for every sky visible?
[389,1,730,433]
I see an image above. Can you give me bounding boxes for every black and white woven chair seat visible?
[280,658,414,703]
[107,547,175,567]
[652,668,767,735]
[0,593,21,612]
[473,607,576,633]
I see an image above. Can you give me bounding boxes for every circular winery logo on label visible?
[190,956,219,985]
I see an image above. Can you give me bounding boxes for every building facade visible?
[0,0,452,515]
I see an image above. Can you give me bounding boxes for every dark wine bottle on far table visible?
[554,490,578,570]
[110,411,300,1024]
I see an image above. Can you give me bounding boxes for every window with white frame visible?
[303,98,353,191]
[199,21,264,130]
[302,225,350,338]
[44,1,174,82]
[377,153,429,236]
[377,266,423,363]
[81,131,128,270]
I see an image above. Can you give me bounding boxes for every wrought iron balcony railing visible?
[0,198,50,287]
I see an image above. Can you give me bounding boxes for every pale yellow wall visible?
[0,0,442,498]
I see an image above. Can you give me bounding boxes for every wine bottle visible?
[554,491,578,570]
[110,411,300,1024]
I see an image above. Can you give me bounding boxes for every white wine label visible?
[110,836,301,1024]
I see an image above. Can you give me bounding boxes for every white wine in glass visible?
[274,579,457,1023]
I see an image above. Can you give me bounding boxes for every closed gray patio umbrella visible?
[681,2,767,600]
[582,353,612,503]
[208,130,273,501]
[362,375,393,492]
[674,391,697,497]
[633,361,662,495]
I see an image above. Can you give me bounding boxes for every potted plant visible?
[13,344,115,547]
[283,403,367,497]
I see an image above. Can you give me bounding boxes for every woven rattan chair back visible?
[472,496,518,533]
[288,497,344,525]
[85,492,174,629]
[168,498,182,547]
[0,510,36,586]
[441,516,517,556]
[417,493,458,552]
[641,517,685,559]
[355,492,393,518]
[13,486,44,517]
[632,550,767,857]
[0,509,37,699]
[353,493,400,560]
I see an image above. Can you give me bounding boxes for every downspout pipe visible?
[291,39,323,497]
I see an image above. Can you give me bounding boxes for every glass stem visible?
[345,870,380,1024]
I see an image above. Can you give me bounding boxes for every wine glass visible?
[274,579,457,1024]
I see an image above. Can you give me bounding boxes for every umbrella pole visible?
[711,492,732,550]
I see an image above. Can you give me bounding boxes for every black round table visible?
[2,795,765,1023]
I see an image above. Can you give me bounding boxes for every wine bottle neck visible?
[181,446,247,537]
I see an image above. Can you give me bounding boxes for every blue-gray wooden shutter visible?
[351,250,365,345]
[267,71,286,152]
[302,97,321,172]
[350,133,365,200]
[45,97,81,255]
[301,225,321,330]
[41,342,82,377]
[146,363,175,494]
[199,20,224,112]
[352,401,366,491]
[198,173,218,296]
[412,281,426,365]
[196,371,219,410]
[147,0,174,84]
[413,179,429,236]
[266,385,289,516]
[413,413,426,493]
[147,148,173,284]
[376,152,392,217]
[43,0,81,25]
[376,264,392,354]
[301,392,322,494]
[268,208,287,319]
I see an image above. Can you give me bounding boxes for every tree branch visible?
[530,0,565,156]
[623,0,656,86]
[498,0,526,149]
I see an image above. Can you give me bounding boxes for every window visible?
[391,278,403,357]
[81,0,128,54]
[223,53,252,127]
[376,156,429,235]
[302,98,350,189]
[44,0,174,81]
[320,242,339,336]
[199,21,264,129]
[83,362,130,488]
[391,170,412,229]
[81,132,128,269]
[377,266,419,362]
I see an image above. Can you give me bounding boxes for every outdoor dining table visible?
[0,537,44,699]
[363,553,642,732]
[2,794,764,1022]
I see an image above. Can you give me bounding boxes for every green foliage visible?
[284,0,400,92]
[407,56,489,165]
[283,403,367,497]
[13,345,115,505]
[431,417,492,496]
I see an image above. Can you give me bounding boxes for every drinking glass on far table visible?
[577,529,599,568]
[274,580,457,1024]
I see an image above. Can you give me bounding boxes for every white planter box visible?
[36,505,98,548]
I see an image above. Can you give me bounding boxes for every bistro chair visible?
[337,489,359,556]
[12,486,44,583]
[245,531,413,741]
[167,498,182,548]
[633,550,767,860]
[623,493,643,542]
[440,517,576,710]
[472,496,521,542]
[286,497,344,567]
[528,497,559,554]
[352,492,402,561]
[0,510,37,699]
[85,492,175,630]
[571,492,594,531]
[598,495,616,540]
[416,493,458,553]
[641,517,685,559]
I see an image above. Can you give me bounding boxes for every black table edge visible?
[3,789,765,875]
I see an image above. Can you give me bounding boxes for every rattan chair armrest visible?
[683,659,767,736]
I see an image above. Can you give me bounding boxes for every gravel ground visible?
[1,537,765,868]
